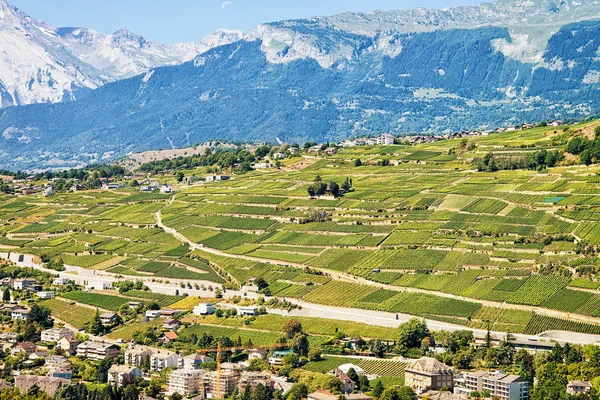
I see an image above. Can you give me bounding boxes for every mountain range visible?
[3,0,600,170]
[0,0,243,107]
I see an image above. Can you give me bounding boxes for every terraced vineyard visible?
[7,121,600,336]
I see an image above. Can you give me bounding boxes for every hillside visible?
[5,123,600,336]
[5,11,600,169]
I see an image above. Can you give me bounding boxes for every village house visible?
[13,278,36,290]
[100,312,118,326]
[145,310,161,320]
[103,183,123,190]
[53,277,70,285]
[15,375,70,397]
[324,147,338,156]
[160,185,175,194]
[76,341,120,361]
[405,357,454,394]
[37,291,55,299]
[127,301,143,309]
[11,307,29,320]
[107,365,143,387]
[162,319,181,330]
[41,327,75,343]
[237,306,259,316]
[248,348,268,360]
[205,175,230,182]
[328,369,357,393]
[254,161,272,169]
[193,303,215,315]
[160,331,179,344]
[57,336,79,355]
[567,380,592,396]
[12,341,37,356]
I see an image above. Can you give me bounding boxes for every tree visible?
[346,368,359,383]
[370,339,385,358]
[329,181,340,198]
[2,287,9,302]
[283,320,303,339]
[308,182,327,198]
[358,375,370,392]
[396,318,430,355]
[88,308,105,335]
[293,334,310,357]
[354,159,362,167]
[171,394,183,400]
[27,303,52,328]
[372,381,384,398]
[176,171,184,182]
[253,383,273,400]
[285,383,308,400]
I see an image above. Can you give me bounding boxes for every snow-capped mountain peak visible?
[0,0,243,107]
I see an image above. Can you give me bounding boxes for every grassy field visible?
[42,298,96,328]
[8,121,600,335]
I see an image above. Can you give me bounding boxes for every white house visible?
[145,310,161,320]
[377,133,395,145]
[193,303,215,315]
[150,350,180,372]
[254,162,272,169]
[206,175,230,182]
[53,278,70,285]
[11,308,29,320]
[38,291,55,299]
[160,186,175,194]
[237,306,259,317]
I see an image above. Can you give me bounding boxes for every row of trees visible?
[307,176,353,198]
[473,149,564,172]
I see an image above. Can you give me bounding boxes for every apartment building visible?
[459,371,529,400]
[167,369,205,395]
[237,372,273,392]
[107,365,143,387]
[15,375,70,397]
[204,370,238,397]
[405,357,454,394]
[150,350,180,372]
[41,327,75,343]
[178,353,214,370]
[124,345,154,367]
[76,341,120,361]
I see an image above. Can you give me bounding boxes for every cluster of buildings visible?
[138,180,175,193]
[404,356,591,400]
[338,133,396,147]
